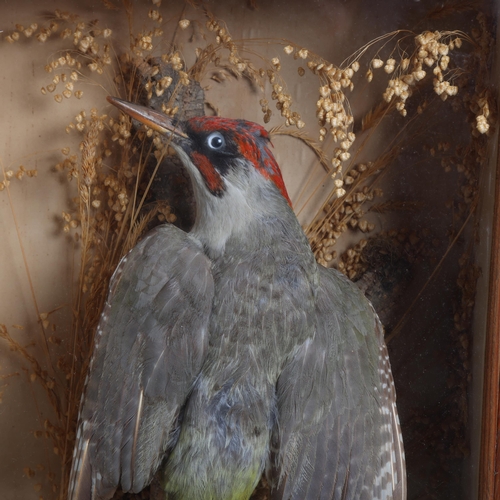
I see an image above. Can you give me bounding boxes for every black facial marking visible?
[186,125,241,177]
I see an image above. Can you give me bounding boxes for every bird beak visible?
[106,96,188,139]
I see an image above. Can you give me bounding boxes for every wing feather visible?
[271,266,406,500]
[68,224,214,499]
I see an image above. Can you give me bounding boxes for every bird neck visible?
[190,181,307,260]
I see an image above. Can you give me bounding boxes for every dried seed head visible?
[384,60,395,74]
[414,70,426,81]
[149,10,162,22]
[297,48,308,59]
[476,115,489,134]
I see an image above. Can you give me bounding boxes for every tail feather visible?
[68,432,91,500]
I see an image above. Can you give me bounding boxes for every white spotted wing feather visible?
[271,265,406,500]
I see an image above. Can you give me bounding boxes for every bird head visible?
[107,96,293,254]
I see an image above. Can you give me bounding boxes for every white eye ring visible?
[206,132,225,150]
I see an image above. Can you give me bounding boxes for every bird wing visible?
[68,224,214,500]
[271,265,406,500]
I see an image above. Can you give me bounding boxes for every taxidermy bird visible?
[68,96,406,500]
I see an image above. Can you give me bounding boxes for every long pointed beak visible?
[106,96,188,139]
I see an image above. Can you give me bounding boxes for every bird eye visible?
[206,132,225,150]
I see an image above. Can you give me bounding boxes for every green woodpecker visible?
[68,97,406,500]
